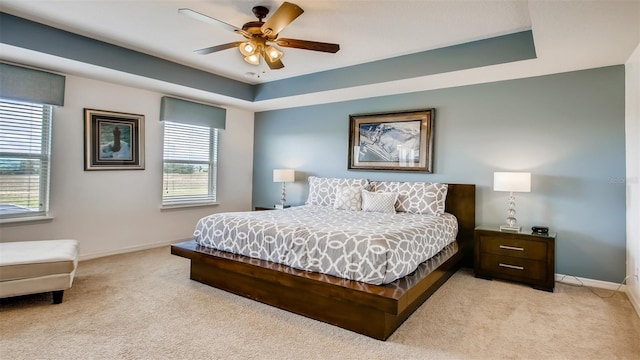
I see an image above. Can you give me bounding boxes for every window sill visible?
[161,202,219,211]
[0,215,54,226]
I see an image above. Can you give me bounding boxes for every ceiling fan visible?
[179,2,340,70]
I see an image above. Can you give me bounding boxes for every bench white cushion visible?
[0,240,78,299]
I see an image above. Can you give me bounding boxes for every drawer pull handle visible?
[499,245,524,251]
[499,263,524,270]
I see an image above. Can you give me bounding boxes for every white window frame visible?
[162,121,219,208]
[0,99,53,221]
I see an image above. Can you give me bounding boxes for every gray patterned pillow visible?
[306,176,370,207]
[370,181,448,215]
[361,190,398,214]
[333,186,364,211]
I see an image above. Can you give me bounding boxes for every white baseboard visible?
[627,286,640,318]
[555,274,640,319]
[78,238,190,261]
[555,273,626,292]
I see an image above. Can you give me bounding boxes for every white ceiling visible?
[0,0,638,111]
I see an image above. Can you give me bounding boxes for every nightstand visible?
[254,206,275,211]
[474,225,556,292]
[255,205,293,211]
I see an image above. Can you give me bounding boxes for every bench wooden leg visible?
[52,290,64,304]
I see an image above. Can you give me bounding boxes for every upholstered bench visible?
[0,239,78,304]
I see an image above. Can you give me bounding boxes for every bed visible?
[171,180,475,340]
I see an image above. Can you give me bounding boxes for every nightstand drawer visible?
[479,253,547,282]
[479,235,547,261]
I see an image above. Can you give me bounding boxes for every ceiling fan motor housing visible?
[242,21,266,34]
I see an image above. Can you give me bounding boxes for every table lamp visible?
[494,172,531,232]
[273,169,295,209]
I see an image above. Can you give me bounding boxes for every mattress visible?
[193,205,458,285]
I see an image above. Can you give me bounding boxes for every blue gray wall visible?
[253,65,626,283]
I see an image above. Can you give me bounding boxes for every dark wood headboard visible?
[445,184,476,268]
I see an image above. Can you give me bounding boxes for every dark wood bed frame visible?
[171,184,475,340]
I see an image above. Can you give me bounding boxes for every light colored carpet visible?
[1,246,638,360]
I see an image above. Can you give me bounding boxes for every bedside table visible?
[255,205,294,211]
[254,206,275,211]
[474,225,556,292]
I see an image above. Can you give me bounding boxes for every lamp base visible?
[274,204,291,209]
[500,225,521,232]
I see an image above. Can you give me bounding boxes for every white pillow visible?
[306,176,370,207]
[333,186,363,211]
[361,190,398,214]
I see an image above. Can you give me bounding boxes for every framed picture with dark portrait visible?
[84,108,145,170]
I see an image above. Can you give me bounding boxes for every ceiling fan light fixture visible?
[239,41,257,56]
[244,54,260,65]
[264,45,283,62]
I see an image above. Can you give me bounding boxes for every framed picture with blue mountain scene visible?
[84,108,145,170]
[348,109,434,172]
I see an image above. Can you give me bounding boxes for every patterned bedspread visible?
[193,205,458,285]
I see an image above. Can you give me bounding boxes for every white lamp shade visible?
[494,172,531,192]
[273,169,295,183]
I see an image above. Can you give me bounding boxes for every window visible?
[162,121,219,207]
[0,99,53,219]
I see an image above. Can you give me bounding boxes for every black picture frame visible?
[84,108,145,170]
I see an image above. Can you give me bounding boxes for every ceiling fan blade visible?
[261,2,304,37]
[276,38,340,53]
[194,42,243,55]
[178,8,252,38]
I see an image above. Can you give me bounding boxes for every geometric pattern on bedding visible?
[193,205,458,285]
[333,186,365,211]
[370,181,448,215]
[361,190,398,213]
[305,176,370,207]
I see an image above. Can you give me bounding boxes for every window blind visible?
[0,99,52,219]
[162,121,218,206]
